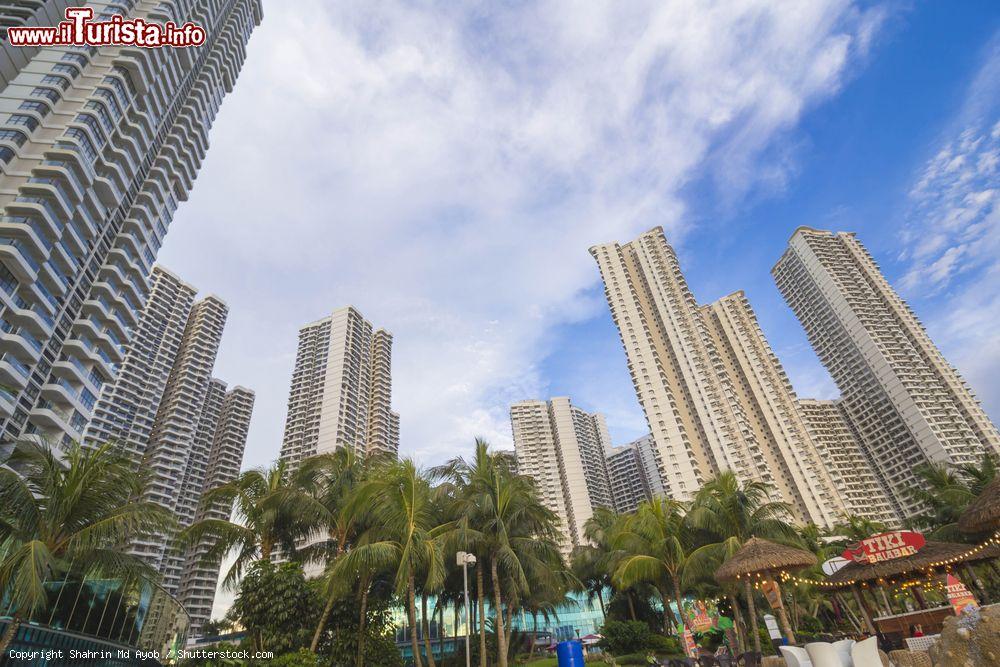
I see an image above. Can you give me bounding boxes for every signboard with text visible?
[842,531,926,564]
[946,574,979,615]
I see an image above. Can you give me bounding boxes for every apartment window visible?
[30,87,60,103]
[7,115,39,131]
[63,128,97,161]
[51,63,80,79]
[0,146,15,164]
[61,53,89,67]
[18,101,49,117]
[40,75,70,91]
[0,129,28,147]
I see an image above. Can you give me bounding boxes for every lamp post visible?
[457,551,477,667]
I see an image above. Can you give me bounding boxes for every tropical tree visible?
[285,448,370,652]
[432,438,516,667]
[334,459,450,667]
[685,472,798,653]
[611,498,689,634]
[0,441,173,655]
[436,438,561,667]
[180,460,303,589]
[905,456,997,540]
[571,507,621,617]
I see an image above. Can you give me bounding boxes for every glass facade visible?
[1,577,189,665]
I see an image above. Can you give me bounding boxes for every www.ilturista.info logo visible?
[7,7,206,48]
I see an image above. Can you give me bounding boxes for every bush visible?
[269,649,320,666]
[599,620,654,655]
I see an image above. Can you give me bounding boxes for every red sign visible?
[945,574,979,615]
[842,531,926,564]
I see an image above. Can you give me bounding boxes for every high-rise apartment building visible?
[798,399,899,526]
[84,266,253,630]
[279,306,399,467]
[0,0,262,450]
[590,227,845,527]
[177,383,254,637]
[773,228,1000,519]
[605,434,663,515]
[510,397,612,551]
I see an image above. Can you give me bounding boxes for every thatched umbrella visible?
[715,537,817,646]
[959,477,1000,535]
[825,540,1000,587]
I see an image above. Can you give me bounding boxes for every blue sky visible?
[158,0,1000,469]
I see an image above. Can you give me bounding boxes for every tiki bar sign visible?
[842,531,926,564]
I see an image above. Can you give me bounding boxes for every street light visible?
[456,551,477,667]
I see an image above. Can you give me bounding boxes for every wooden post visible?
[963,563,990,603]
[767,574,797,646]
[912,586,928,610]
[876,585,893,616]
[851,585,876,634]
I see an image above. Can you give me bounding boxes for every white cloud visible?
[898,31,1000,421]
[159,0,886,468]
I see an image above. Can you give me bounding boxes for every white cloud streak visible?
[160,0,886,468]
[898,30,1000,422]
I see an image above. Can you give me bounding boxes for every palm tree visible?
[180,459,302,589]
[686,472,797,653]
[905,459,995,540]
[570,507,621,617]
[611,498,689,634]
[432,438,517,667]
[286,448,370,652]
[437,438,560,667]
[335,459,450,667]
[0,441,173,655]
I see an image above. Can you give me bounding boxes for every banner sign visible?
[842,531,926,564]
[681,599,720,632]
[945,574,979,615]
[760,580,783,610]
[681,625,697,658]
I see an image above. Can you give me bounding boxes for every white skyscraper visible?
[0,0,262,449]
[279,306,399,468]
[773,227,1000,519]
[510,397,612,551]
[177,383,255,637]
[590,227,846,527]
[798,398,899,527]
[605,434,663,515]
[84,266,254,624]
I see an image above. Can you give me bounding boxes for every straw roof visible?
[715,537,817,583]
[825,540,1000,586]
[958,477,1000,534]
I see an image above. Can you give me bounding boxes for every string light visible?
[767,530,1000,590]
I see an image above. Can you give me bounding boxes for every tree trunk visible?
[627,590,637,621]
[439,604,445,660]
[529,612,538,657]
[422,593,438,667]
[261,536,273,563]
[409,575,424,667]
[769,578,796,645]
[356,579,370,667]
[660,592,675,634]
[743,579,762,654]
[491,558,508,667]
[596,588,606,618]
[0,614,20,657]
[477,565,487,667]
[453,603,459,663]
[310,543,345,652]
[672,578,686,631]
[964,563,990,602]
[850,585,876,634]
[728,592,746,654]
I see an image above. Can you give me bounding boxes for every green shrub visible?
[269,649,320,666]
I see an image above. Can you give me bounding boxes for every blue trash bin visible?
[556,640,584,666]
